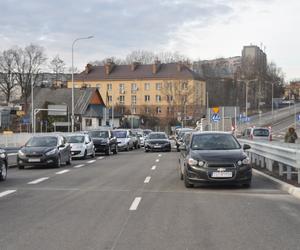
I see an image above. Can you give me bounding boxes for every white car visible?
[242,127,272,141]
[112,129,134,151]
[65,134,95,159]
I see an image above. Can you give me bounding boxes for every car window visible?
[191,134,241,150]
[26,137,58,147]
[66,136,85,143]
[253,129,269,137]
[149,133,167,139]
[112,131,127,138]
[89,131,109,138]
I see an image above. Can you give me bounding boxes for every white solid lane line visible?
[144,176,151,183]
[156,159,160,162]
[56,169,70,175]
[87,160,96,164]
[28,177,49,185]
[129,197,142,211]
[97,156,104,160]
[0,190,17,198]
[151,165,156,170]
[73,164,84,168]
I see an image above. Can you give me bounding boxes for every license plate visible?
[154,145,161,148]
[28,158,40,162]
[212,172,232,178]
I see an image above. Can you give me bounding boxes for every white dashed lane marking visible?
[0,190,17,198]
[73,164,84,168]
[129,197,142,211]
[156,159,160,163]
[56,170,70,175]
[158,154,162,157]
[28,177,49,185]
[151,165,156,170]
[87,160,96,164]
[144,176,151,183]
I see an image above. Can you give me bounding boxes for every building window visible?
[131,95,137,105]
[85,118,92,127]
[107,83,112,91]
[119,95,125,104]
[120,106,125,114]
[96,84,101,90]
[181,95,187,104]
[131,106,136,114]
[145,106,151,113]
[182,81,188,90]
[166,95,173,102]
[144,82,150,91]
[87,84,91,88]
[156,107,162,114]
[156,95,161,102]
[164,82,172,90]
[156,82,162,90]
[145,95,150,102]
[108,96,112,103]
[98,118,102,126]
[131,83,138,93]
[119,83,125,94]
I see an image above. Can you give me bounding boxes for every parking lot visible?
[1,148,300,250]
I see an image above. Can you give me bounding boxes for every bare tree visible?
[0,49,18,103]
[125,50,155,64]
[49,55,65,84]
[13,44,47,112]
[89,57,124,66]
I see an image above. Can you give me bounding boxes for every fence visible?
[239,139,300,184]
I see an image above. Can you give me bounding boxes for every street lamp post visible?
[71,36,94,132]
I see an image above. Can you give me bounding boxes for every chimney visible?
[177,61,183,72]
[104,59,115,75]
[85,64,92,74]
[131,62,139,71]
[152,59,161,74]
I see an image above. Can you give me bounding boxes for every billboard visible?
[48,105,67,116]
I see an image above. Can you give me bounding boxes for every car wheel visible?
[183,173,193,188]
[177,146,180,152]
[105,146,111,155]
[242,181,251,188]
[18,164,24,170]
[83,150,87,159]
[66,154,71,165]
[0,162,7,181]
[126,144,130,151]
[91,149,96,158]
[56,156,61,168]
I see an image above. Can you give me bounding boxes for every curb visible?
[253,168,300,200]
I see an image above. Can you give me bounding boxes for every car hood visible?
[117,138,129,143]
[70,143,85,149]
[92,138,108,144]
[21,146,56,154]
[190,149,246,162]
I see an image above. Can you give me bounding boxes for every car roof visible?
[192,131,232,136]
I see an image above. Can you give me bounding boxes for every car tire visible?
[83,150,87,159]
[183,173,193,188]
[91,149,96,158]
[177,146,180,152]
[18,164,24,170]
[242,181,251,188]
[0,161,7,181]
[105,147,111,156]
[126,144,130,151]
[56,156,61,168]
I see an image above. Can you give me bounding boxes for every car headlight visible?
[0,152,6,159]
[188,158,198,166]
[198,161,205,167]
[46,149,57,156]
[237,157,250,166]
[18,149,25,157]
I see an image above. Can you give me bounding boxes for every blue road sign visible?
[297,114,300,122]
[211,113,221,122]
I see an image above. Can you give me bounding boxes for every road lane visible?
[0,149,300,250]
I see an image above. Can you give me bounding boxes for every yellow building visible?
[68,60,206,121]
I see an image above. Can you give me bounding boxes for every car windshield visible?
[149,133,167,140]
[89,131,109,138]
[191,134,241,150]
[66,136,85,143]
[112,131,127,138]
[253,129,269,137]
[26,136,58,147]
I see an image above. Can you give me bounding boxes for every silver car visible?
[112,129,134,151]
[65,134,95,159]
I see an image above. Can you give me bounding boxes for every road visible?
[1,149,300,250]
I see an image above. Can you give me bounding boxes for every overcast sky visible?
[0,0,299,80]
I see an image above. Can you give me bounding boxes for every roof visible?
[74,63,204,82]
[29,87,105,116]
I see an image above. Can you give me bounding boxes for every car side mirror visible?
[58,144,65,148]
[179,144,186,151]
[243,144,251,150]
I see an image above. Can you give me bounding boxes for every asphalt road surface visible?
[1,150,300,250]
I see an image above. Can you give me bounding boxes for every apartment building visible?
[68,61,206,120]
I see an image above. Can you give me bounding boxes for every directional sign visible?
[211,113,221,122]
[212,107,220,113]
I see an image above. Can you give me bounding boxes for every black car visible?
[17,135,71,169]
[88,130,118,155]
[145,132,171,152]
[179,132,252,188]
[0,148,8,181]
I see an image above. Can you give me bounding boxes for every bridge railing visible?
[239,139,300,184]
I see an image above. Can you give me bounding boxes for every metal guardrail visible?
[239,139,300,183]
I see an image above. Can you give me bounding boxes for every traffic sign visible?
[297,114,300,122]
[211,113,221,122]
[212,107,220,113]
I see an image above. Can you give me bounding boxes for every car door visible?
[58,136,68,162]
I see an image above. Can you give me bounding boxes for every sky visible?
[0,0,299,80]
